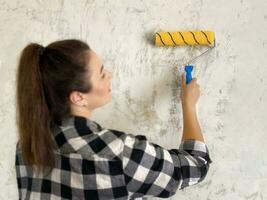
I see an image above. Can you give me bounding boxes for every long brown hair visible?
[16,39,92,173]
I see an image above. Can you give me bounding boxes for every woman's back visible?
[16,115,211,200]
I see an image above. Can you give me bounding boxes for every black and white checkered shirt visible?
[15,115,212,199]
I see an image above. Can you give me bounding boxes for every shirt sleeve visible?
[121,133,212,199]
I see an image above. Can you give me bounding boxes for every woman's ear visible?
[69,91,87,107]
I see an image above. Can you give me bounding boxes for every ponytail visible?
[16,43,56,173]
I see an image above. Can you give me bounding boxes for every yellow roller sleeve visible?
[155,30,215,46]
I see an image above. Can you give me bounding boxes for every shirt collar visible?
[51,115,103,146]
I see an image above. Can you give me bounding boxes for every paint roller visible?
[154,30,216,84]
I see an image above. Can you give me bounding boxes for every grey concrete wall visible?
[0,0,266,199]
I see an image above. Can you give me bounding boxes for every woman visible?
[15,39,212,200]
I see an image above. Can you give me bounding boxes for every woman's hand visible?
[180,73,200,107]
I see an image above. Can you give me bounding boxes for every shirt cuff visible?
[179,139,212,164]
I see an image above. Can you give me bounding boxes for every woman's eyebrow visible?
[99,65,104,74]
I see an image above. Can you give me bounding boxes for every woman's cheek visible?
[95,86,107,96]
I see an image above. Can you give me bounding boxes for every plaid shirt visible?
[15,115,212,200]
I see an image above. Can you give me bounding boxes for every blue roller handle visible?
[185,65,193,84]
